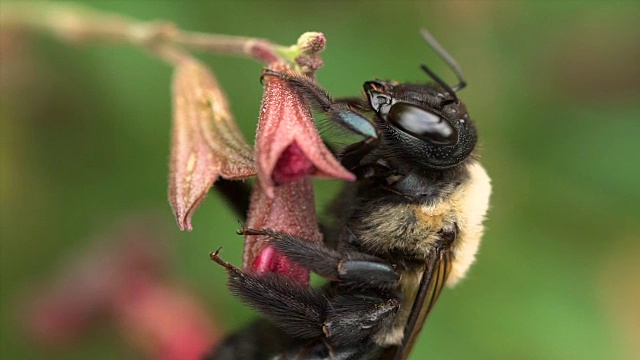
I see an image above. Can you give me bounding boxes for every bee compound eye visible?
[387,103,458,146]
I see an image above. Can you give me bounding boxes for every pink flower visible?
[255,62,354,198]
[242,177,321,285]
[242,62,354,284]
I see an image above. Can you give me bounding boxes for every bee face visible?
[365,80,477,170]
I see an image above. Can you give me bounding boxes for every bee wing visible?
[388,248,453,360]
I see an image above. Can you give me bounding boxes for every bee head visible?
[359,28,479,170]
[364,81,477,170]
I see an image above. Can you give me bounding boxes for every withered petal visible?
[169,59,256,231]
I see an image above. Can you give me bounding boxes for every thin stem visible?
[0,2,284,65]
[172,32,280,63]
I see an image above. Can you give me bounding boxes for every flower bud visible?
[296,32,326,55]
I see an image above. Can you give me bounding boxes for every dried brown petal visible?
[256,62,354,198]
[242,177,322,285]
[169,59,255,231]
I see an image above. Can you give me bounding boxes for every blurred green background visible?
[1,1,639,359]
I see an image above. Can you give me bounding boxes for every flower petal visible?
[242,177,322,285]
[169,59,255,231]
[271,142,315,184]
[256,62,354,198]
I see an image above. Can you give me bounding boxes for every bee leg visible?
[262,69,378,139]
[211,250,396,351]
[323,294,400,347]
[210,250,398,357]
[330,96,371,112]
[204,319,294,360]
[210,249,327,339]
[340,139,394,177]
[241,228,399,288]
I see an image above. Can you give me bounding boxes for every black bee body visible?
[208,31,491,360]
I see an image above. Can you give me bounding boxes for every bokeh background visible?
[1,1,639,359]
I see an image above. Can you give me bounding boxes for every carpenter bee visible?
[208,29,491,360]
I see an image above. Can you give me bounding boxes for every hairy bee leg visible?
[210,251,400,357]
[205,319,294,360]
[210,250,327,339]
[211,250,398,350]
[262,69,378,139]
[240,228,399,288]
[340,138,395,176]
[331,96,371,112]
[323,295,399,347]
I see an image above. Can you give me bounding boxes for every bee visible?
[207,29,491,360]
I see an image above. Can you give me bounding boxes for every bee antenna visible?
[420,64,458,101]
[420,28,467,98]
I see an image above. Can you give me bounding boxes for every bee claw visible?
[209,247,239,273]
[235,222,268,237]
[236,220,247,235]
[209,247,223,260]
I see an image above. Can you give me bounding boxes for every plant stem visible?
[0,2,284,65]
[171,32,280,63]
